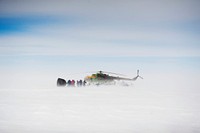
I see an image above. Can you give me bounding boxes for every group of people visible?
[67,80,86,87]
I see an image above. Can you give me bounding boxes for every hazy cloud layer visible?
[0,0,200,57]
[1,0,200,21]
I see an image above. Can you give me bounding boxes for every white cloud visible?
[0,23,199,57]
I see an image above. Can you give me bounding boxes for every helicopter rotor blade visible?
[100,71,127,76]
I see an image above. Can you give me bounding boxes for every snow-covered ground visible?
[0,72,200,133]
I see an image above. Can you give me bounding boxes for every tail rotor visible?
[133,70,143,81]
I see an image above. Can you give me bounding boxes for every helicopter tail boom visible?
[113,70,143,81]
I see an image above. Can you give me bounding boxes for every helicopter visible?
[84,70,143,85]
[57,70,143,87]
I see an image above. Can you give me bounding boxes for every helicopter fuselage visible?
[84,72,134,84]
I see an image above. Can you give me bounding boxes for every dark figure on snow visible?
[71,80,75,86]
[79,80,83,86]
[83,80,86,86]
[67,80,71,86]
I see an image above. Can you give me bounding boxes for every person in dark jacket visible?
[67,80,71,86]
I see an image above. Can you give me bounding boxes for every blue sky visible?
[0,0,200,81]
